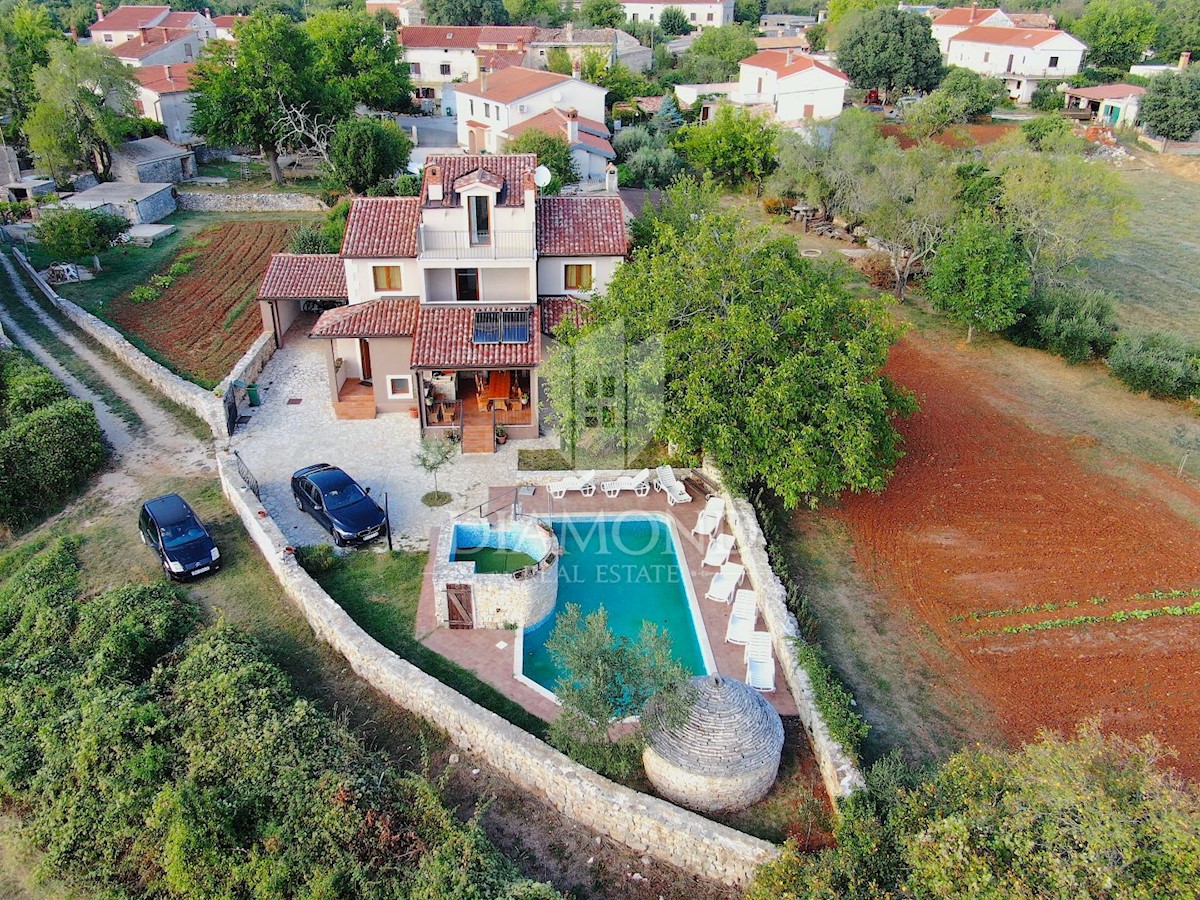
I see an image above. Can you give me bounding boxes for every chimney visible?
[565,107,579,143]
[565,21,573,42]
[70,24,78,39]
[523,169,536,206]
[480,67,488,92]
[140,25,149,44]
[95,2,103,23]
[786,47,795,65]
[571,56,581,79]
[204,6,210,17]
[427,164,443,202]
[1181,51,1192,71]
[160,26,168,41]
[605,161,618,193]
[969,1,979,21]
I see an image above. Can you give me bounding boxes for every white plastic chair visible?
[703,533,735,568]
[547,470,596,499]
[601,468,650,498]
[704,562,745,603]
[725,590,757,645]
[652,466,692,505]
[744,631,775,692]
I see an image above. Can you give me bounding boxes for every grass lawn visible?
[517,441,672,472]
[311,550,549,738]
[193,159,327,196]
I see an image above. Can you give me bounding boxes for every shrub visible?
[1008,287,1119,363]
[1108,330,1200,399]
[791,639,870,760]
[366,178,398,196]
[288,224,334,254]
[624,145,684,188]
[613,123,657,160]
[1030,80,1064,112]
[166,261,192,278]
[293,543,340,576]
[0,351,69,427]
[1021,114,1073,150]
[762,196,790,217]
[129,284,160,303]
[396,173,421,196]
[150,273,173,289]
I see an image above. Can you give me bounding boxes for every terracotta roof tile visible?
[309,297,419,339]
[93,5,169,31]
[134,62,196,94]
[112,27,199,59]
[478,25,537,44]
[540,296,591,334]
[1064,83,1146,101]
[411,306,542,368]
[1008,12,1056,28]
[505,107,610,138]
[740,49,848,81]
[159,11,205,27]
[398,25,482,48]
[258,254,347,300]
[422,154,536,208]
[536,197,627,256]
[212,14,248,27]
[950,25,1079,48]
[340,197,421,257]
[455,66,581,103]
[479,49,527,70]
[533,26,627,45]
[932,6,1002,26]
[630,95,665,113]
[453,167,506,192]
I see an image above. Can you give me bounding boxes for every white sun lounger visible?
[652,466,692,505]
[744,631,776,692]
[601,468,650,498]
[704,562,745,603]
[547,470,596,499]
[725,590,757,645]
[703,533,736,568]
[691,495,726,538]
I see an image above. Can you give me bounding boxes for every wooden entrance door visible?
[359,339,373,384]
[446,583,473,629]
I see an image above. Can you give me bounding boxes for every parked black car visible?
[291,463,388,546]
[139,494,221,580]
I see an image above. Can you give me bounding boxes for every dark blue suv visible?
[291,464,388,546]
[139,494,221,580]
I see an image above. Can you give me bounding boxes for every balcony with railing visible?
[417,225,536,260]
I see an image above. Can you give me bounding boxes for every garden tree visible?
[504,0,567,25]
[837,7,944,100]
[327,117,412,194]
[191,13,340,185]
[1075,0,1157,70]
[995,150,1130,284]
[935,66,1006,119]
[675,103,779,191]
[546,604,692,778]
[551,176,915,507]
[289,224,335,253]
[545,46,572,74]
[503,130,579,193]
[582,0,625,27]
[769,107,884,217]
[371,6,400,29]
[658,5,693,35]
[857,144,961,300]
[735,0,765,21]
[1155,0,1200,60]
[749,723,1200,899]
[0,1,61,139]
[678,24,758,82]
[1020,112,1075,150]
[805,21,827,51]
[927,209,1029,342]
[1029,79,1065,111]
[653,94,684,130]
[1140,68,1200,140]
[33,207,129,271]
[413,436,457,503]
[24,42,137,182]
[825,0,890,31]
[954,159,1003,211]
[424,0,509,25]
[625,145,684,187]
[903,90,973,140]
[303,9,414,113]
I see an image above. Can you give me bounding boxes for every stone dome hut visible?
[643,674,784,813]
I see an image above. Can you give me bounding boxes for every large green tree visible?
[838,7,943,100]
[504,129,579,193]
[191,13,340,184]
[1076,0,1158,70]
[328,118,412,194]
[675,102,778,191]
[424,0,509,25]
[0,1,61,140]
[659,5,693,35]
[303,10,414,113]
[547,177,915,508]
[34,206,129,271]
[581,0,625,27]
[24,42,136,182]
[1155,0,1200,61]
[678,23,758,82]
[1140,68,1200,140]
[927,210,1030,342]
[504,0,566,24]
[825,0,890,32]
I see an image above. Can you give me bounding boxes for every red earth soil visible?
[109,220,300,384]
[879,122,1017,150]
[836,337,1200,775]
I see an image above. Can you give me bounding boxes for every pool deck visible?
[416,482,799,723]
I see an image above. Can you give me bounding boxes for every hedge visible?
[1107,330,1200,399]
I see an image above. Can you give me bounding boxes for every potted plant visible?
[519,389,529,407]
[495,424,508,445]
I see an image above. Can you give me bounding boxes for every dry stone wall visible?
[177,192,327,212]
[215,451,779,887]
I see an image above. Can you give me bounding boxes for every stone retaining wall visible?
[177,192,327,212]
[219,331,275,408]
[215,450,778,887]
[12,248,228,438]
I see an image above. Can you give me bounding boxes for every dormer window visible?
[469,195,491,245]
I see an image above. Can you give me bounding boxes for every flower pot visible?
[409,407,420,419]
[496,434,508,445]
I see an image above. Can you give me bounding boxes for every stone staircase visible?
[461,423,494,454]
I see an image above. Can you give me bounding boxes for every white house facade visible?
[946,26,1086,102]
[366,0,427,25]
[620,0,735,29]
[930,6,1012,55]
[675,49,848,124]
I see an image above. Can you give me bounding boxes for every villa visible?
[257,153,628,452]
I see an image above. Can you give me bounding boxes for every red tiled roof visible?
[159,11,204,27]
[951,25,1078,48]
[478,25,537,44]
[411,306,542,368]
[740,49,849,82]
[94,5,169,31]
[536,197,627,256]
[631,95,665,113]
[309,297,419,339]
[455,66,579,103]
[479,49,527,71]
[575,130,616,158]
[258,254,347,300]
[212,14,248,27]
[1065,83,1146,101]
[1009,12,1056,28]
[423,154,536,208]
[932,6,1002,26]
[134,62,196,94]
[340,197,421,257]
[540,296,591,334]
[506,107,610,138]
[112,28,198,59]
[398,25,483,48]
[453,167,506,192]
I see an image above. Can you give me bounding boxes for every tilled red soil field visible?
[110,220,300,385]
[837,337,1200,774]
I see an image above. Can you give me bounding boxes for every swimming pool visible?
[518,513,715,699]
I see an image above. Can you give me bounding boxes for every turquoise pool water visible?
[521,515,710,693]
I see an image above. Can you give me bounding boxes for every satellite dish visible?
[551,90,563,103]
[533,166,552,188]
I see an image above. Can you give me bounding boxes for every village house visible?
[256,154,627,452]
[529,24,651,72]
[930,6,1013,55]
[133,63,197,144]
[946,25,1086,102]
[111,136,196,183]
[89,4,214,52]
[620,0,735,29]
[1062,83,1146,127]
[450,67,613,180]
[366,0,428,26]
[211,14,248,41]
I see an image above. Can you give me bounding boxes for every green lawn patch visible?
[517,441,672,471]
[193,159,327,196]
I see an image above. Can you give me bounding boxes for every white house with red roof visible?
[366,0,427,25]
[211,14,248,41]
[257,154,627,448]
[947,25,1085,102]
[451,67,613,180]
[1062,83,1146,127]
[399,25,537,110]
[133,63,197,144]
[930,6,1013,55]
[621,0,735,30]
[89,4,215,52]
[675,49,848,124]
[112,26,208,67]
